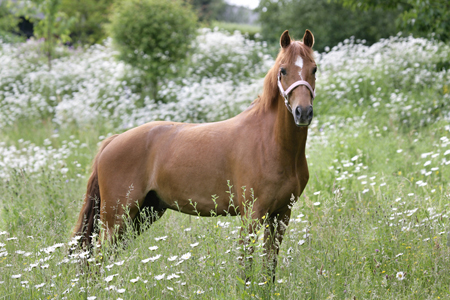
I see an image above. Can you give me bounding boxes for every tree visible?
[336,0,450,42]
[34,0,76,69]
[60,0,114,45]
[0,0,20,39]
[190,0,226,23]
[109,0,197,100]
[16,0,76,70]
[258,0,400,52]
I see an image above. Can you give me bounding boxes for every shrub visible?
[109,0,197,100]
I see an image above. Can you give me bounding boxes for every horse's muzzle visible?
[293,105,313,127]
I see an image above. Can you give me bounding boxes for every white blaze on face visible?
[295,56,304,80]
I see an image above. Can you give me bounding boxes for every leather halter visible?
[277,71,316,114]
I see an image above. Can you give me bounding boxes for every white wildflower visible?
[396,271,405,280]
[130,277,140,283]
[167,273,180,280]
[155,274,165,281]
[105,274,118,282]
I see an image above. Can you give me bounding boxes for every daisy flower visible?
[396,271,405,280]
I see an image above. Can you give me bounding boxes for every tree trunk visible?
[47,26,52,71]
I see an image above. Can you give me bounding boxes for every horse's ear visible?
[280,30,291,49]
[303,29,314,48]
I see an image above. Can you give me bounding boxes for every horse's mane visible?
[253,40,315,112]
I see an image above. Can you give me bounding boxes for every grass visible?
[210,21,261,40]
[0,32,450,299]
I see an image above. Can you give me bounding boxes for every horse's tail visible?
[72,134,119,249]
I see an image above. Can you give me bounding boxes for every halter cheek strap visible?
[277,71,316,114]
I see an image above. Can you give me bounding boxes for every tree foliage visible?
[109,0,197,100]
[190,0,226,23]
[60,0,114,44]
[35,0,76,69]
[0,0,20,37]
[258,0,400,52]
[12,0,76,69]
[337,0,450,42]
[0,0,112,45]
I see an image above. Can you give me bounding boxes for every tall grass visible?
[0,30,450,299]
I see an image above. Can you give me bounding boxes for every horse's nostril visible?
[307,106,313,119]
[295,106,302,118]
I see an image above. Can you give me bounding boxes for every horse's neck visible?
[273,96,308,158]
[246,95,308,161]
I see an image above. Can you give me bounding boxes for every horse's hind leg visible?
[97,184,145,247]
[98,188,167,247]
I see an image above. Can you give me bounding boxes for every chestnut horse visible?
[73,30,317,279]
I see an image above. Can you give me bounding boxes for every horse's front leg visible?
[238,214,263,282]
[264,209,291,282]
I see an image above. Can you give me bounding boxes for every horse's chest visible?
[258,161,308,207]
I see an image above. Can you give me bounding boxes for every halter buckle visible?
[283,95,292,113]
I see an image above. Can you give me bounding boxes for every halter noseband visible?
[277,71,316,114]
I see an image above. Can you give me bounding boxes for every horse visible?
[73,29,317,280]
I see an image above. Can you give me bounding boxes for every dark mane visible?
[252,40,315,112]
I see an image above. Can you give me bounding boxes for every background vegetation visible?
[336,0,450,42]
[258,0,401,52]
[59,0,114,44]
[0,0,449,299]
[1,0,449,51]
[108,0,197,100]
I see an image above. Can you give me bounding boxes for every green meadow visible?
[1,31,450,299]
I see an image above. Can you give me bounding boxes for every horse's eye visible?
[280,68,287,76]
[313,67,317,74]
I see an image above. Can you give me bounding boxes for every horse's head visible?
[277,30,316,127]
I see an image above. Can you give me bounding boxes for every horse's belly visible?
[147,128,237,216]
[153,158,235,216]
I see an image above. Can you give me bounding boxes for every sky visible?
[225,0,260,9]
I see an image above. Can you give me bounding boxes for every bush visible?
[109,0,197,100]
